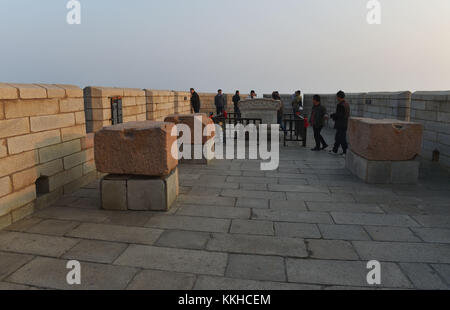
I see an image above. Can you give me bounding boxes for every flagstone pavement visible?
[1,128,449,290]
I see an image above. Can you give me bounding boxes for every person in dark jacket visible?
[190,88,201,113]
[272,91,286,131]
[232,90,241,119]
[215,89,226,116]
[310,95,328,151]
[330,90,350,155]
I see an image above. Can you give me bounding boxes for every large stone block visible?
[239,99,282,125]
[101,168,178,211]
[164,114,215,145]
[94,121,178,176]
[348,117,423,161]
[346,150,420,184]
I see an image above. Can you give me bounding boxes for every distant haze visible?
[1,0,449,94]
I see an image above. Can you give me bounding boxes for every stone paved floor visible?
[1,128,450,290]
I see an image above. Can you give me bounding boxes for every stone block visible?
[12,167,38,190]
[0,83,18,99]
[0,118,30,139]
[0,150,38,178]
[4,98,59,119]
[38,139,81,164]
[11,202,35,222]
[100,175,128,211]
[55,84,83,98]
[59,98,84,113]
[75,111,86,124]
[164,114,215,145]
[35,84,66,98]
[0,139,6,158]
[9,83,47,99]
[348,117,423,161]
[30,113,75,132]
[127,168,179,211]
[37,159,64,177]
[7,129,61,155]
[0,176,12,198]
[61,124,86,142]
[0,185,36,217]
[346,150,420,184]
[84,86,124,98]
[94,121,178,176]
[81,133,94,149]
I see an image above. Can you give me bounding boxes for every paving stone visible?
[331,212,420,227]
[286,193,355,202]
[155,230,211,250]
[306,239,360,260]
[239,183,268,191]
[67,223,163,245]
[379,203,424,215]
[252,209,333,224]
[278,178,309,185]
[145,215,230,233]
[188,187,222,196]
[353,241,450,263]
[236,198,268,209]
[27,219,80,236]
[102,211,154,227]
[364,226,421,242]
[177,205,250,219]
[62,240,128,264]
[226,254,286,282]
[268,184,330,193]
[0,282,33,290]
[194,275,321,290]
[274,222,321,239]
[114,245,227,276]
[306,202,383,214]
[7,257,137,290]
[318,224,371,241]
[35,207,109,223]
[230,220,274,236]
[222,189,286,200]
[0,231,78,257]
[431,264,450,285]
[206,233,307,257]
[178,195,236,207]
[399,263,449,289]
[226,176,278,184]
[4,217,43,232]
[0,252,34,281]
[126,270,196,290]
[411,228,450,244]
[413,215,450,228]
[269,200,307,211]
[352,194,419,204]
[286,259,412,288]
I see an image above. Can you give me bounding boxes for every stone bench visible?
[94,121,179,211]
[164,114,215,164]
[346,117,424,184]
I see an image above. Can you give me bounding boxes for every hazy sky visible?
[1,0,449,94]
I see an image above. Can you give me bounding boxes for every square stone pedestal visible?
[346,150,420,184]
[101,168,179,211]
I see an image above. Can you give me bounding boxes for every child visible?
[310,95,328,151]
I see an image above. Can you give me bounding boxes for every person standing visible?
[190,88,201,113]
[215,89,226,116]
[330,90,350,155]
[291,90,303,114]
[248,90,257,99]
[272,91,286,131]
[310,95,328,151]
[232,90,241,118]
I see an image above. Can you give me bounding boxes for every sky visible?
[1,0,450,94]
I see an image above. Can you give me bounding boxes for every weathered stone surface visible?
[94,121,178,176]
[164,114,215,145]
[239,99,282,125]
[348,117,423,160]
[127,270,196,290]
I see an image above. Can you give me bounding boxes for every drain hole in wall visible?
[432,150,440,162]
[35,176,50,197]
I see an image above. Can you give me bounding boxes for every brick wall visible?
[84,87,147,133]
[411,91,450,167]
[0,83,97,229]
